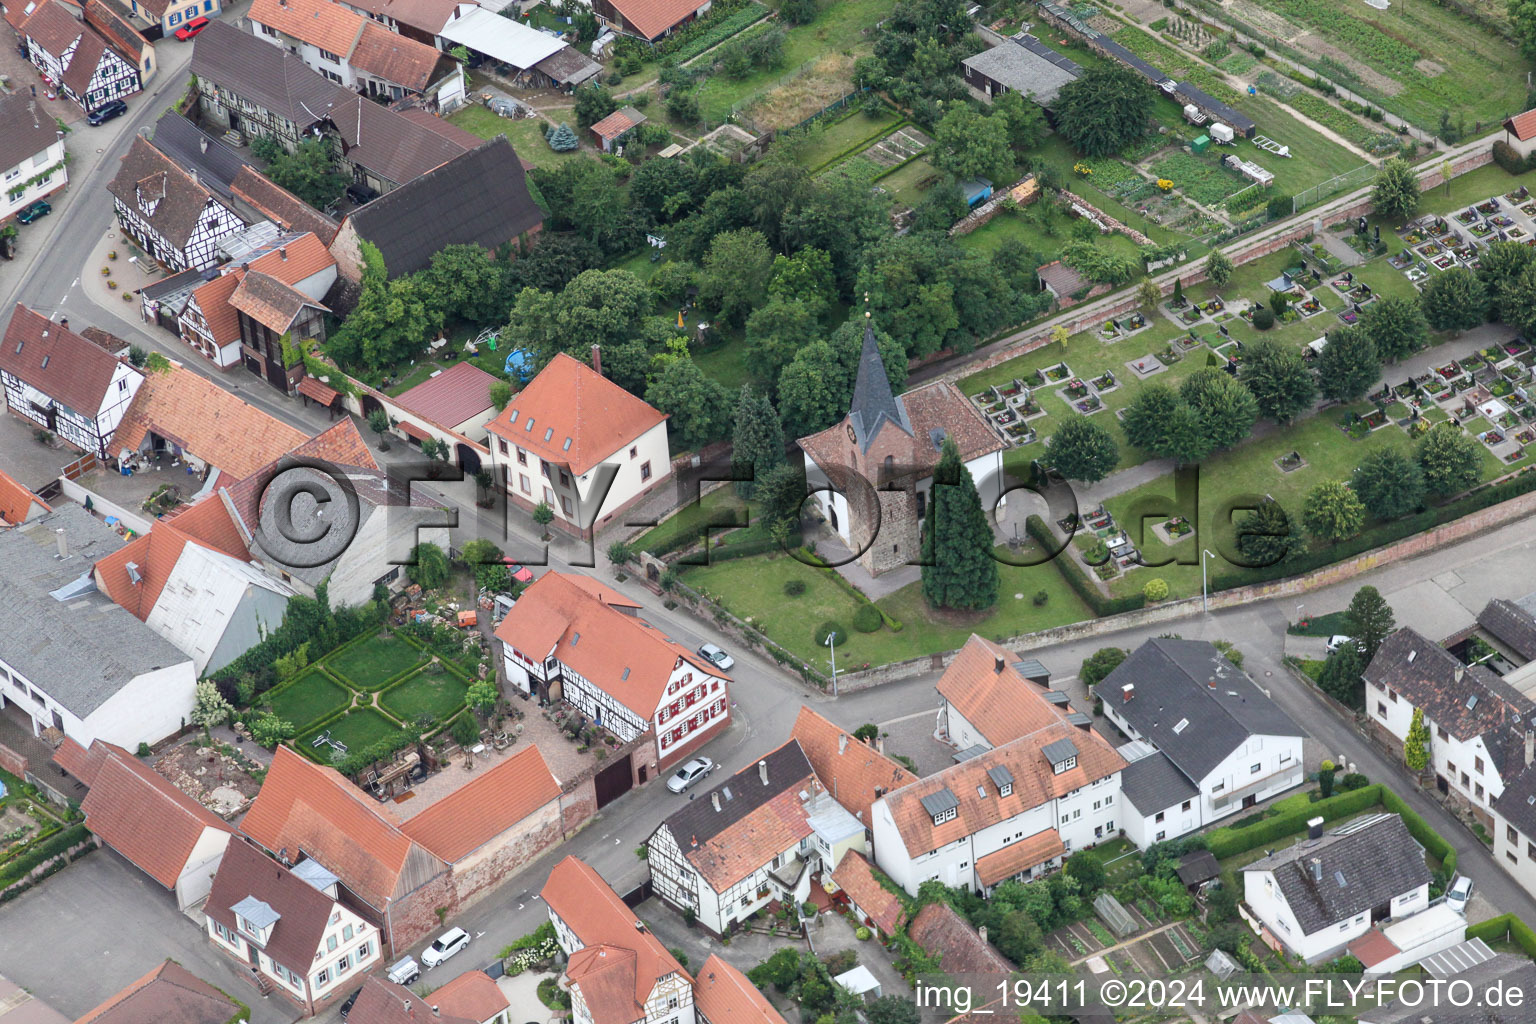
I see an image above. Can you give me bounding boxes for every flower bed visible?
[1091,372,1117,391]
[1417,242,1443,257]
[1437,362,1464,380]
[1075,396,1103,413]
[1165,516,1193,537]
[1482,430,1507,445]
[1040,363,1071,383]
[1064,378,1089,399]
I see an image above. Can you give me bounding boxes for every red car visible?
[502,558,534,583]
[174,16,210,39]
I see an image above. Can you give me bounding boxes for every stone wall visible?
[559,776,598,835]
[1057,188,1154,246]
[389,869,459,955]
[446,797,566,915]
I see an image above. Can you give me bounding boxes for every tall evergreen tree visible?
[731,384,785,498]
[1345,585,1395,664]
[1317,644,1365,707]
[1234,499,1304,568]
[920,438,1000,611]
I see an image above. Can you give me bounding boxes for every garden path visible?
[1316,230,1367,267]
[1065,918,1184,966]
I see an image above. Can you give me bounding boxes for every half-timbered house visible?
[21,0,147,112]
[106,135,247,271]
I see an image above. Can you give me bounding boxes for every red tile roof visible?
[296,375,341,406]
[394,360,499,429]
[228,271,325,334]
[684,750,815,891]
[205,837,341,973]
[345,977,478,1024]
[542,856,690,1024]
[603,0,703,41]
[694,955,789,1024]
[590,108,639,141]
[495,572,722,718]
[429,971,510,1023]
[790,706,915,826]
[74,960,243,1024]
[0,468,49,525]
[75,742,232,890]
[19,0,81,55]
[350,18,443,92]
[112,364,307,478]
[249,0,364,59]
[289,417,379,470]
[973,828,1065,887]
[53,736,107,785]
[229,166,340,246]
[0,305,129,419]
[937,635,1064,748]
[190,232,336,346]
[399,744,561,863]
[486,352,667,476]
[94,491,252,619]
[906,902,1013,974]
[1349,928,1400,969]
[239,746,446,912]
[829,852,905,936]
[1507,109,1536,141]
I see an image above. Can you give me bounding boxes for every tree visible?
[1064,851,1106,894]
[1180,369,1258,451]
[1206,248,1233,289]
[1268,288,1290,319]
[1241,337,1317,423]
[1419,266,1487,331]
[768,247,836,315]
[1360,295,1429,362]
[325,242,437,371]
[1120,382,1180,454]
[745,297,819,380]
[367,407,392,450]
[666,87,700,125]
[1235,499,1304,567]
[920,438,1000,611]
[1053,66,1156,157]
[1514,0,1536,58]
[251,136,346,210]
[778,340,851,439]
[407,542,450,589]
[1047,417,1119,483]
[1060,240,1142,285]
[419,244,505,325]
[646,355,732,450]
[1404,707,1430,773]
[1351,448,1425,520]
[573,82,619,129]
[250,712,296,749]
[865,998,920,1024]
[532,502,555,532]
[1301,480,1365,542]
[1478,240,1535,321]
[731,383,785,498]
[756,463,808,532]
[1318,643,1365,707]
[190,680,233,729]
[1345,585,1395,664]
[1136,278,1161,311]
[698,228,774,327]
[1080,647,1127,690]
[1417,424,1482,495]
[991,89,1047,153]
[1371,157,1420,221]
[1500,262,1536,338]
[547,121,580,152]
[932,105,1014,184]
[466,680,499,715]
[1317,325,1380,402]
[489,380,512,411]
[1159,401,1212,465]
[780,0,818,24]
[505,269,653,368]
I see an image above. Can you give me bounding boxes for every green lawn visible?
[327,636,427,690]
[959,210,1147,265]
[379,669,469,726]
[448,106,585,169]
[791,107,903,172]
[298,708,406,764]
[680,542,1093,668]
[265,670,353,729]
[633,486,752,555]
[878,157,941,207]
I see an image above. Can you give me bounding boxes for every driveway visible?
[0,850,296,1024]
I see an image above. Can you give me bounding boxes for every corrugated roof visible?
[437,7,563,68]
[394,360,498,429]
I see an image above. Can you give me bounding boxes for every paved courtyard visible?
[0,851,296,1024]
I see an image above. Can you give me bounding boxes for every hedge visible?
[1380,786,1456,877]
[1466,914,1536,958]
[1492,140,1536,176]
[1024,516,1147,617]
[0,823,90,890]
[805,114,906,176]
[658,0,770,61]
[1204,785,1383,859]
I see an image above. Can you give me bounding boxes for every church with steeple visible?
[797,317,1007,577]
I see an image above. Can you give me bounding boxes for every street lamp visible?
[1201,548,1217,613]
[826,632,839,698]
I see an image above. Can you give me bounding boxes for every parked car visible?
[339,987,362,1020]
[697,642,734,671]
[345,182,379,205]
[666,756,715,793]
[1446,875,1473,914]
[86,99,127,126]
[174,15,210,38]
[1325,635,1357,655]
[421,927,470,968]
[386,956,420,985]
[16,200,50,224]
[501,558,534,583]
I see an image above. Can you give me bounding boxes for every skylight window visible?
[1173,718,1189,734]
[563,437,573,451]
[544,427,554,442]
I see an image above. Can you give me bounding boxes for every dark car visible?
[345,182,379,205]
[339,987,362,1020]
[174,15,210,39]
[16,199,50,224]
[86,99,127,126]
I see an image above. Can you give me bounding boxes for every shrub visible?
[814,621,846,645]
[1339,772,1370,791]
[784,579,807,597]
[852,604,883,632]
[1032,589,1049,606]
[452,713,480,748]
[1143,578,1169,602]
[855,926,872,940]
[1493,140,1535,175]
[1252,306,1276,330]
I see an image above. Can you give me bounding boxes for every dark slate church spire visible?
[847,309,911,453]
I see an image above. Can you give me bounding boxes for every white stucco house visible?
[0,92,66,224]
[1242,814,1433,963]
[1098,638,1305,847]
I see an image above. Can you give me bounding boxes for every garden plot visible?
[739,53,855,132]
[863,126,933,169]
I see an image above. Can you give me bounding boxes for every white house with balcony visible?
[1098,638,1305,847]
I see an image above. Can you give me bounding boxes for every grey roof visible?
[847,320,911,453]
[1478,598,1536,661]
[0,92,59,177]
[1118,749,1198,813]
[658,741,814,849]
[1419,937,1497,977]
[533,44,601,86]
[229,895,281,930]
[986,764,1013,788]
[919,787,960,818]
[1012,657,1049,681]
[1043,690,1070,706]
[1041,737,1078,765]
[290,857,339,892]
[1093,37,1169,85]
[1245,815,1431,936]
[962,36,1081,105]
[1099,638,1301,781]
[1173,81,1256,134]
[342,136,542,278]
[1066,711,1092,728]
[953,743,988,762]
[1491,763,1536,840]
[0,506,189,718]
[1362,954,1536,1024]
[150,111,253,202]
[1175,849,1219,886]
[191,21,346,130]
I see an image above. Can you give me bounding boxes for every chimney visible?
[432,1007,439,1017]
[690,834,697,848]
[404,1002,411,1015]
[1122,683,1135,701]
[978,925,988,945]
[994,655,1005,674]
[1309,858,1322,883]
[58,317,67,329]
[241,262,250,272]
[591,344,602,376]
[280,247,288,261]
[1208,678,1217,689]
[758,759,768,786]
[1455,665,1465,684]
[189,167,198,185]
[710,792,721,812]
[55,528,66,558]
[199,136,208,153]
[877,735,886,755]
[838,733,848,755]
[1526,728,1534,768]
[1306,816,1324,840]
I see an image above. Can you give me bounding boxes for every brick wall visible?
[389,870,458,954]
[0,742,25,778]
[560,776,598,835]
[447,798,566,914]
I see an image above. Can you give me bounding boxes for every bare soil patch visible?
[1415,58,1446,76]
[741,53,855,130]
[1293,31,1406,95]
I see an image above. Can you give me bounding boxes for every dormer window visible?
[1043,738,1079,775]
[1000,782,1013,797]
[933,806,956,825]
[920,787,960,827]
[987,764,1013,798]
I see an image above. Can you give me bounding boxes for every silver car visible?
[698,642,735,671]
[666,757,715,793]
